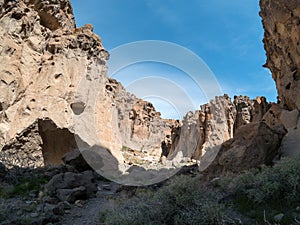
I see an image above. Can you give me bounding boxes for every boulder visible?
[203,121,287,178]
[44,170,97,203]
[62,149,92,172]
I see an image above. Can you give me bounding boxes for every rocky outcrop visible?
[45,170,98,203]
[167,95,272,167]
[260,0,300,157]
[105,78,176,158]
[260,0,300,111]
[0,0,111,168]
[0,0,174,171]
[203,120,286,178]
[0,0,293,186]
[168,95,236,163]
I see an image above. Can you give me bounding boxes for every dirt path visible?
[59,181,120,225]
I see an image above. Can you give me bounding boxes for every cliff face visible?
[0,0,293,182]
[260,0,300,111]
[168,95,274,167]
[0,0,106,167]
[0,0,176,170]
[260,0,300,157]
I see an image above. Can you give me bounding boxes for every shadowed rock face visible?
[260,0,300,111]
[260,0,300,157]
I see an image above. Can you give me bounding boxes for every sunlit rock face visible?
[0,0,293,184]
[260,0,300,157]
[0,0,176,171]
[0,0,110,167]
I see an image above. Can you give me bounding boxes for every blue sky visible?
[71,0,277,119]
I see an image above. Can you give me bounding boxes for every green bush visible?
[0,169,49,198]
[228,157,300,206]
[99,156,300,225]
[99,176,227,225]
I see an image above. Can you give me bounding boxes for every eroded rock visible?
[260,0,300,157]
[203,121,287,178]
[45,170,97,203]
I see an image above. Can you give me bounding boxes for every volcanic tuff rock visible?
[168,95,272,165]
[0,0,177,171]
[203,102,288,178]
[0,0,108,166]
[260,0,300,156]
[0,0,291,181]
[105,78,175,158]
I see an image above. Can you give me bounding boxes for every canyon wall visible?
[260,0,300,157]
[0,0,295,182]
[0,0,175,170]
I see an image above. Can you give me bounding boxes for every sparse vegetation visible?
[0,167,49,198]
[99,157,300,225]
[121,146,152,166]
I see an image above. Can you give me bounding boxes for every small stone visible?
[30,212,39,218]
[53,202,65,215]
[62,201,72,210]
[160,156,167,166]
[38,191,44,199]
[29,190,37,198]
[274,213,284,222]
[75,199,85,207]
[102,183,112,191]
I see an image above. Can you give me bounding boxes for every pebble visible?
[274,213,284,222]
[30,212,39,218]
[75,200,85,208]
[16,210,23,216]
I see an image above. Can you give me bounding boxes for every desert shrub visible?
[227,157,300,206]
[99,175,226,225]
[0,168,49,198]
[100,156,300,225]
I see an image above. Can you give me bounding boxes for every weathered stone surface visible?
[168,95,236,164]
[105,78,176,158]
[203,121,287,178]
[0,120,44,168]
[167,95,273,167]
[0,0,111,168]
[280,109,300,157]
[260,0,300,158]
[45,170,97,203]
[0,0,291,184]
[62,149,92,172]
[56,186,86,203]
[260,0,300,111]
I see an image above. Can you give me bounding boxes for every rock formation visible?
[0,0,295,185]
[260,0,300,157]
[168,95,273,165]
[202,0,300,177]
[0,0,109,167]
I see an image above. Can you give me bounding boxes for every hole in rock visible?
[70,102,86,115]
[38,119,79,165]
